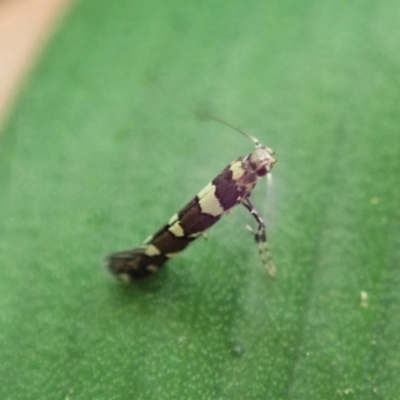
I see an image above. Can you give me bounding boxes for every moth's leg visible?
[241,197,276,277]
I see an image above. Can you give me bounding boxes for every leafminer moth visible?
[108,114,277,281]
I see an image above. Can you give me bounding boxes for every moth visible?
[108,116,277,281]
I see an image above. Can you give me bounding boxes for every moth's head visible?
[248,145,277,176]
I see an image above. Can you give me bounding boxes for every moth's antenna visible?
[197,107,260,147]
[147,72,260,146]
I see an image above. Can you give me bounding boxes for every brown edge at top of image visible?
[0,0,73,131]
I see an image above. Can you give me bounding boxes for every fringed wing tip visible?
[107,249,156,281]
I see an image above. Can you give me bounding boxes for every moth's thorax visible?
[246,145,277,177]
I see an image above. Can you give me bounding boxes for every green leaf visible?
[1,0,399,399]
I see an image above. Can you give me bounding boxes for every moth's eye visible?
[256,166,268,177]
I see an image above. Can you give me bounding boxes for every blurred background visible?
[0,0,70,127]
